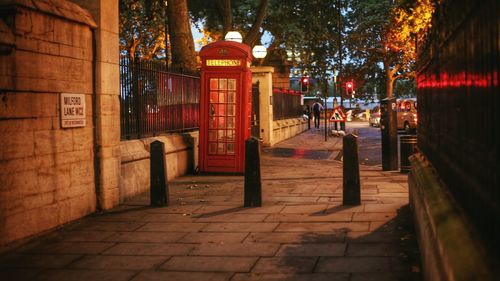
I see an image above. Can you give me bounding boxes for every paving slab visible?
[231,272,350,281]
[195,213,269,222]
[279,204,329,214]
[49,231,116,242]
[137,222,207,232]
[104,231,186,243]
[0,269,41,281]
[276,243,346,257]
[346,243,401,257]
[0,125,421,281]
[0,254,82,268]
[191,243,280,257]
[244,232,345,244]
[275,222,370,232]
[103,243,195,256]
[66,221,146,232]
[25,242,115,255]
[202,222,279,232]
[315,256,392,273]
[162,256,258,272]
[352,212,397,222]
[69,255,168,270]
[265,213,353,222]
[33,269,136,281]
[131,271,232,281]
[252,256,317,273]
[179,232,249,243]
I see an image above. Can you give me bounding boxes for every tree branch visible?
[242,0,269,46]
[216,0,233,36]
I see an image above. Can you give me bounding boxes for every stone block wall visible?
[120,132,198,202]
[0,1,97,248]
[272,118,308,146]
[251,67,308,147]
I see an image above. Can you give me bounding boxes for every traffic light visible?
[300,76,309,93]
[346,81,354,96]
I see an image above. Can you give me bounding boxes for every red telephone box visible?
[199,41,253,173]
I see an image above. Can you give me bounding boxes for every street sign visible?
[329,107,346,122]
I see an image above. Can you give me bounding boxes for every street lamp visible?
[252,45,267,58]
[224,31,243,43]
[252,44,267,66]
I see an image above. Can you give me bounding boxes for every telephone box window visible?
[208,78,237,155]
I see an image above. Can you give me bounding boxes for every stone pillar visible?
[73,0,121,210]
[251,66,274,146]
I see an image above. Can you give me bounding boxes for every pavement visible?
[0,122,421,281]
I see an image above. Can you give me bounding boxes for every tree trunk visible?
[242,0,269,46]
[384,57,395,98]
[386,72,394,98]
[167,0,197,74]
[217,0,233,37]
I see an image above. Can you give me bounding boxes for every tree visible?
[189,0,269,47]
[119,0,166,62]
[119,0,197,73]
[262,0,342,98]
[167,0,197,73]
[190,1,344,98]
[347,0,434,98]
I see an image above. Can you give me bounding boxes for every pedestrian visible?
[303,105,311,129]
[312,99,323,129]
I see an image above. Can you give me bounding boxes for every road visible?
[344,121,382,166]
[264,120,415,167]
[345,120,417,167]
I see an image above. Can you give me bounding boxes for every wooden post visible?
[343,134,361,205]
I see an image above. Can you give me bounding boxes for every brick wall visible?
[0,1,97,248]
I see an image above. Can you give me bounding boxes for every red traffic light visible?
[346,82,353,89]
[300,76,309,93]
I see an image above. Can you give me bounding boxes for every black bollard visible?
[380,97,399,171]
[343,134,361,205]
[244,137,262,207]
[150,140,169,207]
[400,135,417,173]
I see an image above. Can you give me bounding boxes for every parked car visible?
[355,111,369,121]
[397,99,417,133]
[369,105,381,127]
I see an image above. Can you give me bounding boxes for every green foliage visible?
[394,79,416,98]
[119,0,167,61]
[189,0,262,40]
[190,0,342,88]
[346,0,434,98]
[271,1,340,77]
[346,0,392,64]
[343,62,386,102]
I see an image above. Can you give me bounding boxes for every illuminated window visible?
[208,78,237,155]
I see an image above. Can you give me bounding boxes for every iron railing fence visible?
[120,58,200,139]
[272,88,303,120]
[416,0,498,254]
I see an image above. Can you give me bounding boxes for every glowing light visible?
[224,31,242,43]
[252,45,267,58]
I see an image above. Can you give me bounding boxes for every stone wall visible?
[272,118,309,146]
[0,1,97,248]
[409,153,497,281]
[252,67,308,147]
[120,133,198,202]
